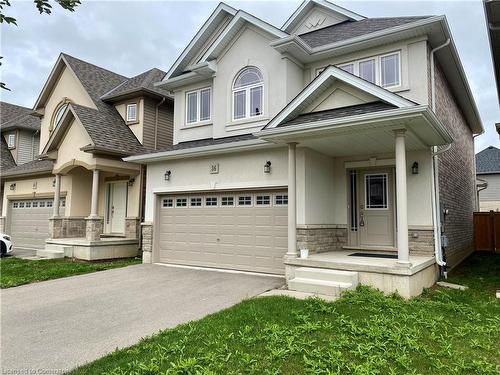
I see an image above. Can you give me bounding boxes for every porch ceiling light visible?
[411,162,419,175]
[164,170,171,181]
[264,161,272,174]
[9,183,16,190]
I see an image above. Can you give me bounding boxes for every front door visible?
[105,182,127,234]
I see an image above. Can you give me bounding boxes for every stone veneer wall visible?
[141,222,153,263]
[49,217,86,239]
[297,225,347,254]
[433,61,475,269]
[85,217,103,241]
[409,229,434,257]
[125,217,141,239]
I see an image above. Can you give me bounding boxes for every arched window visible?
[232,67,263,120]
[52,102,69,130]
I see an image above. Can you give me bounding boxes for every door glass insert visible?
[365,174,388,209]
[350,170,358,231]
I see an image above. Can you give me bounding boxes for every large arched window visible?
[52,102,69,130]
[232,67,263,120]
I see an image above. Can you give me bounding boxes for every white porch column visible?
[53,174,61,217]
[394,130,410,265]
[287,142,298,258]
[90,169,100,218]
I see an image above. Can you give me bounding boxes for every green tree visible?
[0,0,81,90]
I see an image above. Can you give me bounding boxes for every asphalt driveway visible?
[1,264,283,372]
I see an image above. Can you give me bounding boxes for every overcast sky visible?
[1,0,498,152]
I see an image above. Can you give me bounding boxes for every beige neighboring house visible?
[0,53,173,259]
[126,0,483,298]
[476,146,500,211]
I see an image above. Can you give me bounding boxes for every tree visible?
[0,0,81,90]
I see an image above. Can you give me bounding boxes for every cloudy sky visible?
[1,0,498,151]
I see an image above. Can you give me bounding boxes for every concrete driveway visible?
[1,264,283,372]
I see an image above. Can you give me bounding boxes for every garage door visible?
[9,198,66,250]
[158,191,288,274]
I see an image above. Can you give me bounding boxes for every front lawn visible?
[0,257,141,288]
[72,253,500,375]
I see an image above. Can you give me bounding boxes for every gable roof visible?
[101,68,170,101]
[298,16,432,48]
[1,159,54,178]
[282,0,365,33]
[476,145,500,174]
[265,65,414,129]
[0,101,40,132]
[0,137,16,173]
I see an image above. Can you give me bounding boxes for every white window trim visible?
[274,193,289,206]
[175,197,188,207]
[358,57,377,84]
[126,103,138,122]
[162,198,174,208]
[7,134,16,149]
[190,197,203,208]
[364,173,389,211]
[221,196,235,207]
[232,70,264,122]
[237,195,253,207]
[379,51,401,89]
[185,87,212,125]
[255,194,272,206]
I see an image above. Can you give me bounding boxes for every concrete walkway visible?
[1,264,283,372]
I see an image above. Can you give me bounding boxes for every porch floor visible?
[285,250,435,276]
[46,237,138,246]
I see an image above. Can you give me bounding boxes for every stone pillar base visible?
[0,216,5,234]
[141,222,153,264]
[86,217,103,241]
[49,217,65,239]
[125,217,141,239]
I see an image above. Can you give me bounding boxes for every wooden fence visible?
[473,211,500,252]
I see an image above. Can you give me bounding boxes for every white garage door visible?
[158,191,288,274]
[9,198,66,250]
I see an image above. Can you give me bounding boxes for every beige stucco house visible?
[0,53,173,259]
[126,0,482,298]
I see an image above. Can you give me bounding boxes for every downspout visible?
[138,164,146,255]
[430,38,451,278]
[154,97,166,150]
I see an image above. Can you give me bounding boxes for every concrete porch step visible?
[38,244,73,258]
[288,277,354,296]
[36,248,65,259]
[294,267,359,285]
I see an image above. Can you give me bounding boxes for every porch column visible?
[90,169,100,218]
[394,130,410,265]
[53,174,61,217]
[287,142,298,258]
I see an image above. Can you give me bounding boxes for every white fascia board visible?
[156,72,200,90]
[163,3,237,81]
[124,138,277,164]
[201,10,289,62]
[152,181,288,195]
[33,54,66,110]
[282,0,365,33]
[265,65,414,129]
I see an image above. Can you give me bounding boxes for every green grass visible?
[72,252,500,375]
[0,256,141,288]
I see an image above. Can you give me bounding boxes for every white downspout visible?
[430,38,451,274]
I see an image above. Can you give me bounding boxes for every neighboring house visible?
[0,102,41,219]
[0,53,173,259]
[476,146,500,211]
[126,0,482,298]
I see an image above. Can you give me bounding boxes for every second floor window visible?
[233,67,263,121]
[53,102,69,130]
[186,88,211,124]
[126,103,137,122]
[7,134,15,148]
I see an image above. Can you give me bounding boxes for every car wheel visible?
[0,242,6,258]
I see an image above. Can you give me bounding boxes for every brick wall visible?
[433,61,475,269]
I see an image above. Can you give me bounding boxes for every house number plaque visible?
[209,163,219,174]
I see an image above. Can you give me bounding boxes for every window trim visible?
[237,195,253,207]
[274,193,288,206]
[7,133,16,149]
[185,87,212,125]
[232,67,264,122]
[358,57,377,84]
[162,198,173,208]
[364,173,389,210]
[221,196,235,207]
[126,103,138,123]
[190,197,203,208]
[256,194,271,206]
[50,101,70,132]
[379,51,401,88]
[175,197,188,208]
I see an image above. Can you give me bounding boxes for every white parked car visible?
[1,233,13,257]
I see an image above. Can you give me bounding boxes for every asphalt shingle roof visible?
[298,17,432,48]
[1,159,53,177]
[1,137,16,173]
[61,54,147,155]
[101,68,169,100]
[476,146,500,174]
[0,101,41,131]
[278,102,397,128]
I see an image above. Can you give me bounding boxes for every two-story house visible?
[1,53,173,259]
[126,0,482,298]
[0,102,42,220]
[476,146,500,211]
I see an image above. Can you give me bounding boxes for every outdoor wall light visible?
[411,162,419,175]
[52,178,56,187]
[128,178,135,187]
[164,170,171,181]
[264,161,272,174]
[9,183,16,191]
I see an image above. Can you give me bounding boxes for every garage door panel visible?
[158,191,288,274]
